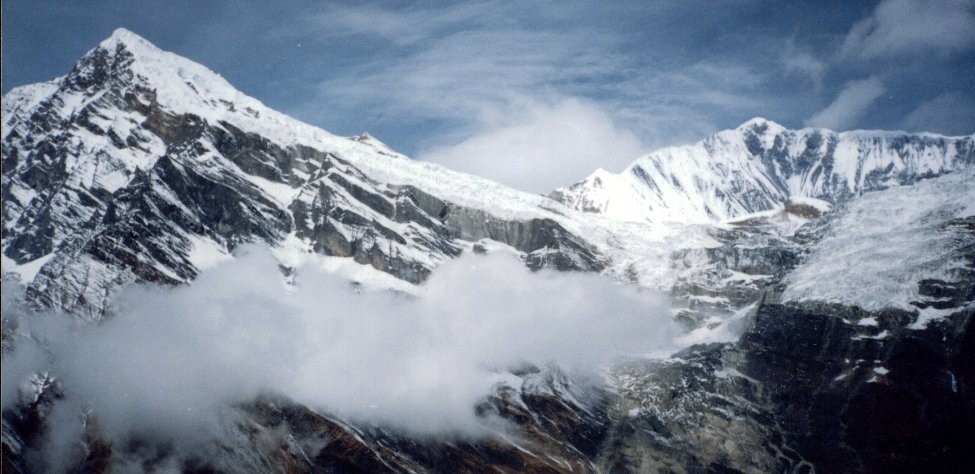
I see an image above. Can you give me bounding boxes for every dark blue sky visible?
[3,0,974,191]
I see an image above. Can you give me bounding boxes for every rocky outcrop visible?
[602,295,974,473]
[737,301,974,472]
[2,365,611,473]
[669,222,805,328]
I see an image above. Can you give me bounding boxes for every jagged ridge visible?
[552,117,974,223]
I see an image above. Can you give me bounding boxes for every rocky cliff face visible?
[607,297,973,473]
[605,171,975,473]
[3,29,973,473]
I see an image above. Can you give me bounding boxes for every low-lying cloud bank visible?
[2,248,677,467]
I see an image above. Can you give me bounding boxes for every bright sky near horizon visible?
[3,0,973,191]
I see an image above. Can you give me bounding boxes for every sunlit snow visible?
[782,170,975,312]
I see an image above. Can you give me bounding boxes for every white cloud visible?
[900,92,975,135]
[419,98,647,192]
[839,0,975,60]
[2,248,677,469]
[805,77,886,130]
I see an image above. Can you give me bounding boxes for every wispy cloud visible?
[805,76,886,130]
[306,2,490,46]
[781,39,826,91]
[310,4,627,127]
[6,0,972,187]
[839,0,975,60]
[292,2,782,190]
[900,92,975,135]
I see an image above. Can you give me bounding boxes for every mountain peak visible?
[100,28,156,48]
[73,28,267,126]
[95,28,165,62]
[558,119,974,224]
[736,117,787,134]
[2,28,350,161]
[72,28,177,88]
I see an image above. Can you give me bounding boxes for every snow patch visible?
[1,254,54,284]
[908,305,971,330]
[675,302,756,346]
[185,236,232,272]
[241,173,302,206]
[852,330,889,341]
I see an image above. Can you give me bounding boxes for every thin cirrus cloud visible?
[306,1,490,47]
[309,6,627,127]
[2,1,973,192]
[303,3,652,191]
[299,2,782,191]
[781,39,827,92]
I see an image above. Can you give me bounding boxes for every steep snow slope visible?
[782,169,975,313]
[552,118,974,223]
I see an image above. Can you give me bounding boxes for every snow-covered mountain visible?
[552,117,974,223]
[4,28,971,319]
[1,29,651,319]
[2,29,974,473]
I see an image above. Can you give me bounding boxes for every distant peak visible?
[588,168,615,179]
[736,117,786,133]
[98,28,161,54]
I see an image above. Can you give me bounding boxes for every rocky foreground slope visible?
[2,29,974,473]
